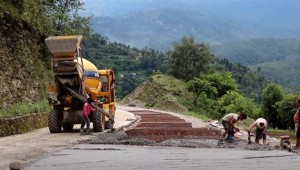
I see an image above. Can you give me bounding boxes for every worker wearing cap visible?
[247,118,268,145]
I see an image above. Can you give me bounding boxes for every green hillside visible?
[211,39,300,91]
[120,74,192,113]
[120,74,259,123]
[81,34,169,99]
[81,34,267,102]
[85,0,300,92]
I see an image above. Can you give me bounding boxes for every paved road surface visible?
[26,144,299,170]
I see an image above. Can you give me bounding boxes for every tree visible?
[276,94,299,129]
[44,0,91,36]
[216,91,258,119]
[261,83,284,128]
[187,71,237,107]
[168,37,214,81]
[186,77,217,106]
[1,0,52,35]
[205,72,237,98]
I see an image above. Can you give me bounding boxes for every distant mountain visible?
[82,0,300,91]
[83,0,300,50]
[91,8,254,50]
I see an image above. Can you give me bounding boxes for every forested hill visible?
[81,34,266,101]
[91,8,249,50]
[211,39,300,91]
[85,0,300,51]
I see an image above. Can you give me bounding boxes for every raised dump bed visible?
[45,35,84,84]
[45,35,82,59]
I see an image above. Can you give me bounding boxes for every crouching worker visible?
[221,113,247,142]
[80,98,96,135]
[247,118,268,145]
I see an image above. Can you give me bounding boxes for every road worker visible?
[247,118,268,145]
[293,100,300,148]
[221,113,247,142]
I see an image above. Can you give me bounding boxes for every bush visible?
[0,100,50,118]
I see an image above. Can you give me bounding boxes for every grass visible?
[235,118,256,130]
[267,129,296,144]
[183,111,211,121]
[0,100,50,118]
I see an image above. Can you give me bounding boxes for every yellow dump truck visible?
[45,35,115,133]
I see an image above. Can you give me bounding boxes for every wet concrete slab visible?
[25,144,299,170]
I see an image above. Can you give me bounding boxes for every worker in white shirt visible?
[221,113,247,142]
[247,118,268,145]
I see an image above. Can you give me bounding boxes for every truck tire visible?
[48,110,62,133]
[105,121,113,129]
[93,110,104,132]
[62,123,74,131]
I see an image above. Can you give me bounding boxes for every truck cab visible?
[98,69,116,129]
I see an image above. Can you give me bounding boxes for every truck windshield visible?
[84,70,99,78]
[100,75,108,91]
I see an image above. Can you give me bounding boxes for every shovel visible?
[247,131,251,144]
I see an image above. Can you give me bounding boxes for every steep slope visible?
[0,2,50,107]
[120,74,192,113]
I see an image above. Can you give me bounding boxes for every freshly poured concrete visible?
[26,144,299,170]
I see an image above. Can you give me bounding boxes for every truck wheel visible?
[105,121,113,129]
[93,110,104,132]
[62,123,74,131]
[48,110,62,133]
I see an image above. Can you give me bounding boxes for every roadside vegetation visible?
[0,100,50,118]
[121,36,300,137]
[268,129,296,143]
